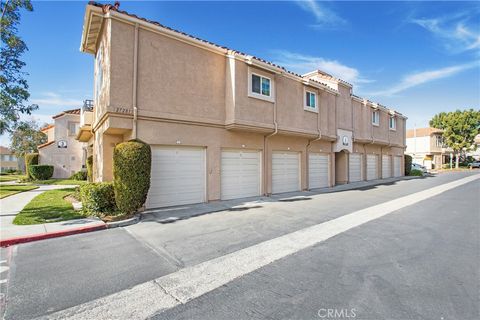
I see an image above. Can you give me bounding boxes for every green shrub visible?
[409,169,423,176]
[86,155,93,182]
[4,168,17,174]
[404,154,412,176]
[29,165,54,180]
[25,153,39,179]
[70,171,87,181]
[80,182,117,216]
[113,140,151,214]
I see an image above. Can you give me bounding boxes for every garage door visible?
[349,153,362,182]
[221,150,261,200]
[393,156,402,177]
[366,154,378,180]
[382,155,392,178]
[146,146,205,208]
[272,151,300,194]
[309,153,330,189]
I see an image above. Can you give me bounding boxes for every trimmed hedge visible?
[29,165,54,180]
[410,169,423,176]
[25,153,39,179]
[404,154,412,176]
[70,171,87,181]
[113,140,151,214]
[80,182,117,216]
[86,155,93,182]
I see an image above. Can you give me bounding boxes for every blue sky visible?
[2,0,479,145]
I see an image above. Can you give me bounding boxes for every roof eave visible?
[80,5,105,55]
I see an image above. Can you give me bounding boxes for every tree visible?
[9,119,46,157]
[429,109,480,169]
[1,0,37,134]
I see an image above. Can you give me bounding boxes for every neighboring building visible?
[405,127,452,169]
[78,2,407,209]
[0,146,19,172]
[38,109,86,178]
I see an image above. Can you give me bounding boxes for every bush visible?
[80,182,117,216]
[29,165,54,180]
[409,169,423,176]
[25,153,39,179]
[404,154,412,176]
[86,155,93,182]
[113,140,151,214]
[70,171,87,181]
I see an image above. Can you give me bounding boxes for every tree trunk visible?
[455,152,460,169]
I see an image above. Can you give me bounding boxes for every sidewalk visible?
[142,175,424,223]
[0,185,105,246]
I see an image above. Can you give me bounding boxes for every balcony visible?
[77,100,94,142]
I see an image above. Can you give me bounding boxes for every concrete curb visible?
[106,214,141,228]
[0,223,107,247]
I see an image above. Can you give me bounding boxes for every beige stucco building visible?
[405,127,451,169]
[78,3,407,209]
[39,109,86,178]
[0,146,19,172]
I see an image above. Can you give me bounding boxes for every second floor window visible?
[68,122,79,136]
[305,91,316,109]
[372,110,380,125]
[435,135,444,147]
[389,117,396,130]
[251,74,271,97]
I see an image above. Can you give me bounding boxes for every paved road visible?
[1,171,479,319]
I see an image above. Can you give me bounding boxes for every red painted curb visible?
[0,224,107,247]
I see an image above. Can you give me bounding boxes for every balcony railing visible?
[80,99,94,127]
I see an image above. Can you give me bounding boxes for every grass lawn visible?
[31,179,88,186]
[0,174,26,182]
[13,188,84,225]
[0,185,38,199]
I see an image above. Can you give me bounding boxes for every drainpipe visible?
[132,23,139,139]
[263,83,278,196]
[306,102,322,189]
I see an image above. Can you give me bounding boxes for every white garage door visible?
[309,153,330,189]
[147,146,205,208]
[272,151,300,194]
[382,155,392,178]
[349,153,362,182]
[221,150,261,200]
[366,154,378,181]
[393,156,402,177]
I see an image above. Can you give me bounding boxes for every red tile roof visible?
[38,141,55,149]
[52,108,81,119]
[40,124,55,132]
[0,146,12,154]
[406,127,443,138]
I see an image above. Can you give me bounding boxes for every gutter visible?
[263,85,278,196]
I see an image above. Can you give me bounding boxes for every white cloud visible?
[30,92,83,108]
[296,0,346,29]
[271,50,372,86]
[411,10,480,53]
[370,61,479,97]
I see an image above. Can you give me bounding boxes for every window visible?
[304,89,318,112]
[251,74,271,97]
[389,117,396,130]
[372,110,380,125]
[68,122,79,136]
[435,135,444,147]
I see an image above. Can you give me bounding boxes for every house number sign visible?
[57,140,67,148]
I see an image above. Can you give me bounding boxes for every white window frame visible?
[389,116,396,131]
[372,110,380,126]
[248,68,275,102]
[304,88,318,113]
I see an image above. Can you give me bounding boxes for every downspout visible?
[132,23,139,139]
[264,80,278,196]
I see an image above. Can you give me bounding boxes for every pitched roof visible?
[41,124,55,132]
[52,109,81,119]
[406,127,443,138]
[38,141,55,149]
[0,146,12,154]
